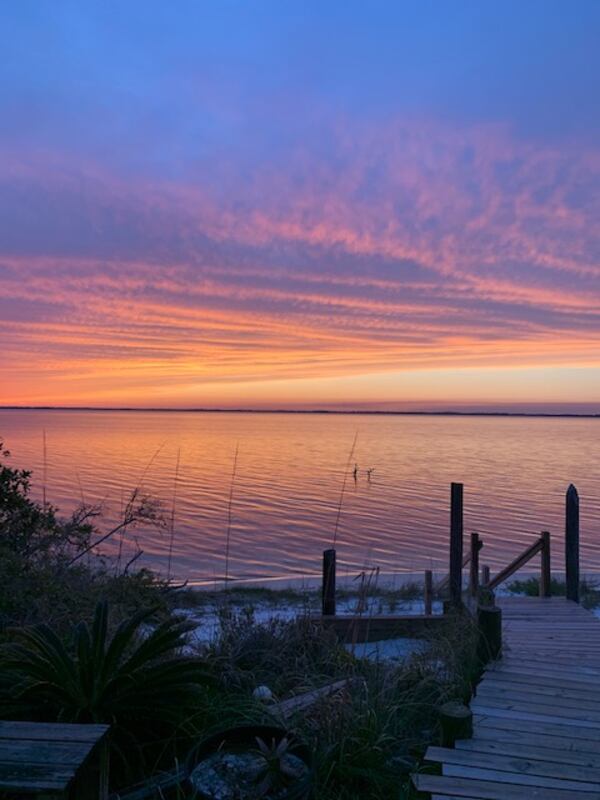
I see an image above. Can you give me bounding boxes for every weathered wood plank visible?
[0,721,109,742]
[413,773,590,798]
[0,739,92,765]
[318,612,446,641]
[427,745,600,787]
[443,763,600,793]
[471,702,600,728]
[470,725,600,754]
[0,721,109,795]
[456,738,600,769]
[413,596,600,797]
[0,762,76,791]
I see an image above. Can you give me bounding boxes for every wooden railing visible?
[484,531,551,596]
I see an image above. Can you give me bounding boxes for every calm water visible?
[1,410,599,585]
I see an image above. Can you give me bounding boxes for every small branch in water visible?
[224,443,239,588]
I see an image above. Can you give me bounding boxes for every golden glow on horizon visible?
[2,120,599,409]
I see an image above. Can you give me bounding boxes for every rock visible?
[253,685,274,701]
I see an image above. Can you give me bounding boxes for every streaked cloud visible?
[1,2,599,408]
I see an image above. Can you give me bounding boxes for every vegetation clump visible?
[0,442,479,798]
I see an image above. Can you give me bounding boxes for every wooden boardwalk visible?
[413,596,600,799]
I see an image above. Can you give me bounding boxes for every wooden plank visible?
[0,762,75,791]
[0,721,109,743]
[318,612,446,642]
[413,593,600,799]
[426,746,600,787]
[476,687,600,714]
[487,538,543,591]
[474,712,600,739]
[432,796,487,800]
[499,659,600,677]
[487,665,600,686]
[443,764,600,793]
[487,668,600,686]
[471,725,600,755]
[456,738,600,769]
[0,739,92,765]
[413,773,590,799]
[479,678,600,704]
[471,700,600,727]
[432,796,488,800]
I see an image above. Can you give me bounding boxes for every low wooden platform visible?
[413,596,600,799]
[0,720,109,798]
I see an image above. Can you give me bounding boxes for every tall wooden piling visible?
[322,548,336,616]
[566,484,580,603]
[481,564,490,586]
[477,604,502,664]
[540,530,551,598]
[470,532,480,598]
[449,482,464,608]
[424,569,433,615]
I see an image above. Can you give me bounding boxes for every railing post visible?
[470,532,480,598]
[424,570,433,615]
[477,604,502,664]
[481,565,490,586]
[449,482,464,608]
[322,548,336,616]
[439,701,473,747]
[566,484,580,603]
[540,530,551,598]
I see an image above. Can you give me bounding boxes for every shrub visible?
[0,601,213,782]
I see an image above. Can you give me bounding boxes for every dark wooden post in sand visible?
[566,484,580,603]
[439,701,473,747]
[470,532,480,598]
[322,548,336,616]
[481,564,491,586]
[424,570,433,615]
[477,604,502,664]
[449,482,464,608]
[540,530,551,598]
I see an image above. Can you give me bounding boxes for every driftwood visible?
[271,679,354,719]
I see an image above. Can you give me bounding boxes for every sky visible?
[1,0,599,412]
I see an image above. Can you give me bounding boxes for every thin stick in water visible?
[224,443,239,587]
[166,448,181,581]
[332,432,358,548]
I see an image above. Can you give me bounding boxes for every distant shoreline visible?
[1,406,598,419]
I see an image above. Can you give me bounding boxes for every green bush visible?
[0,601,213,782]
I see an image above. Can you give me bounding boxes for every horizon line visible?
[1,405,599,419]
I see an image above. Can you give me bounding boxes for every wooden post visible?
[469,532,480,598]
[424,570,433,615]
[477,604,502,664]
[439,701,473,747]
[540,530,551,598]
[449,482,464,608]
[481,564,490,586]
[566,484,580,603]
[322,548,336,616]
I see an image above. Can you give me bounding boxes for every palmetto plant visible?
[0,602,212,778]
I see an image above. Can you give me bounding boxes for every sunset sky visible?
[1,1,599,411]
